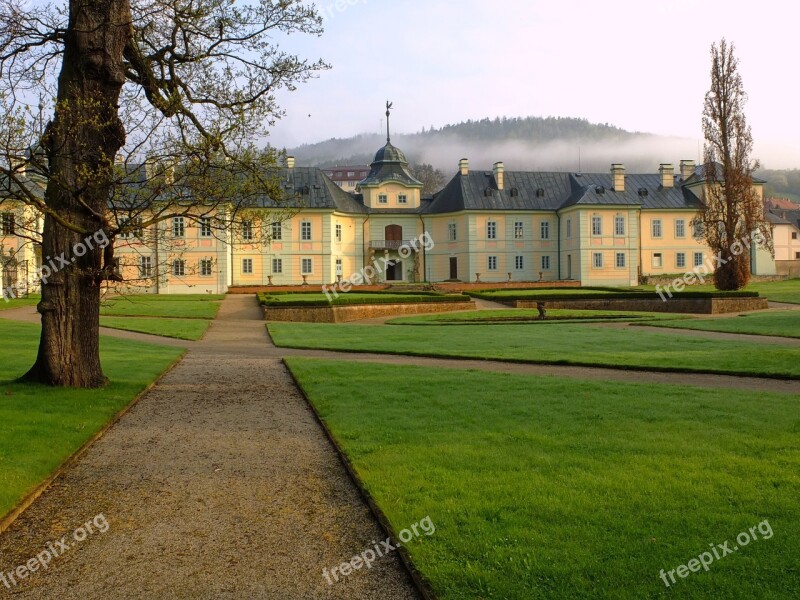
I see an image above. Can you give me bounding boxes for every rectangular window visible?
[796,252,800,259]
[592,216,602,236]
[242,258,253,274]
[172,259,185,276]
[1,212,14,235]
[652,219,662,238]
[540,221,550,239]
[676,252,686,269]
[272,221,282,241]
[514,221,524,239]
[515,256,524,270]
[301,258,313,274]
[487,221,497,240]
[792,232,798,240]
[616,252,626,268]
[652,253,663,268]
[272,258,283,274]
[694,252,704,267]
[675,219,686,238]
[378,194,388,204]
[335,258,343,276]
[488,256,498,270]
[566,218,572,238]
[172,217,185,238]
[541,255,550,270]
[139,256,153,278]
[199,217,212,237]
[301,221,312,241]
[398,194,408,204]
[120,217,143,239]
[592,252,603,269]
[335,223,342,242]
[615,216,625,236]
[241,220,253,241]
[200,259,213,276]
[448,222,457,241]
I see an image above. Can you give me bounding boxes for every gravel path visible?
[0,296,421,600]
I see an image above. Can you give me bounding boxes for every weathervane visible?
[385,100,393,143]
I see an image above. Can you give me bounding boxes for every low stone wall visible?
[776,261,800,278]
[230,284,390,294]
[264,301,477,323]
[511,297,769,314]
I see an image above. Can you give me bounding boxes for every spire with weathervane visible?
[386,100,393,143]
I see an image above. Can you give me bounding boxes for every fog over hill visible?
[287,116,700,174]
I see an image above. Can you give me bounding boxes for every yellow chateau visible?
[1,135,771,295]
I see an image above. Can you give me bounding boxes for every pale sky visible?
[268,0,800,168]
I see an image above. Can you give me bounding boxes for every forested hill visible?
[287,115,693,173]
[757,169,800,202]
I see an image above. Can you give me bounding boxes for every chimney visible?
[493,161,505,191]
[459,158,469,176]
[611,163,625,192]
[286,156,296,169]
[659,163,674,188]
[680,159,695,180]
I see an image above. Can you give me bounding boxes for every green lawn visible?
[387,309,687,325]
[638,279,800,304]
[286,359,800,599]
[269,322,800,378]
[100,294,223,319]
[0,295,40,311]
[643,310,800,339]
[99,316,211,340]
[0,320,185,520]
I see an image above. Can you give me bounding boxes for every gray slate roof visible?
[683,163,766,185]
[359,142,423,188]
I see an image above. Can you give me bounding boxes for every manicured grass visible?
[100,294,222,319]
[269,322,800,378]
[643,310,800,339]
[387,309,687,325]
[0,320,184,520]
[99,316,211,340]
[286,359,800,599]
[0,295,40,311]
[638,279,800,304]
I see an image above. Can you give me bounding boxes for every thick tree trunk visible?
[22,0,130,387]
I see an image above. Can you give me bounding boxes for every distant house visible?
[321,165,371,193]
[765,198,800,211]
[766,209,800,277]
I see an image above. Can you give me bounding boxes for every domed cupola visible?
[359,101,423,190]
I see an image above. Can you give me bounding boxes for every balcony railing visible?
[369,239,417,251]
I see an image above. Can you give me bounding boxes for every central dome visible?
[372,142,408,165]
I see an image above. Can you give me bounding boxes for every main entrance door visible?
[386,260,402,281]
[449,257,458,280]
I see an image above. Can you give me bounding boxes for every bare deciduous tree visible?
[0,0,328,386]
[697,38,772,290]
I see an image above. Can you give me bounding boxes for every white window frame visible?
[566,218,572,238]
[488,256,498,270]
[540,221,550,240]
[541,255,551,270]
[694,252,704,267]
[200,259,213,276]
[676,252,686,269]
[652,219,662,238]
[335,223,342,242]
[652,253,663,268]
[172,216,185,238]
[378,194,388,204]
[615,252,626,268]
[592,252,603,269]
[172,259,185,276]
[675,219,686,238]
[301,221,312,241]
[242,258,253,274]
[139,256,153,278]
[199,217,212,238]
[272,258,283,274]
[398,194,408,204]
[448,222,457,241]
[1,212,15,235]
[592,216,602,236]
[301,258,313,274]
[241,220,254,241]
[515,255,524,270]
[487,221,497,240]
[514,221,524,239]
[615,216,625,236]
[272,221,282,241]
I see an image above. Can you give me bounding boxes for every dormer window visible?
[378,194,388,204]
[398,194,408,204]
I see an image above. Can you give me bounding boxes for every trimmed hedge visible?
[468,289,761,302]
[258,292,471,308]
